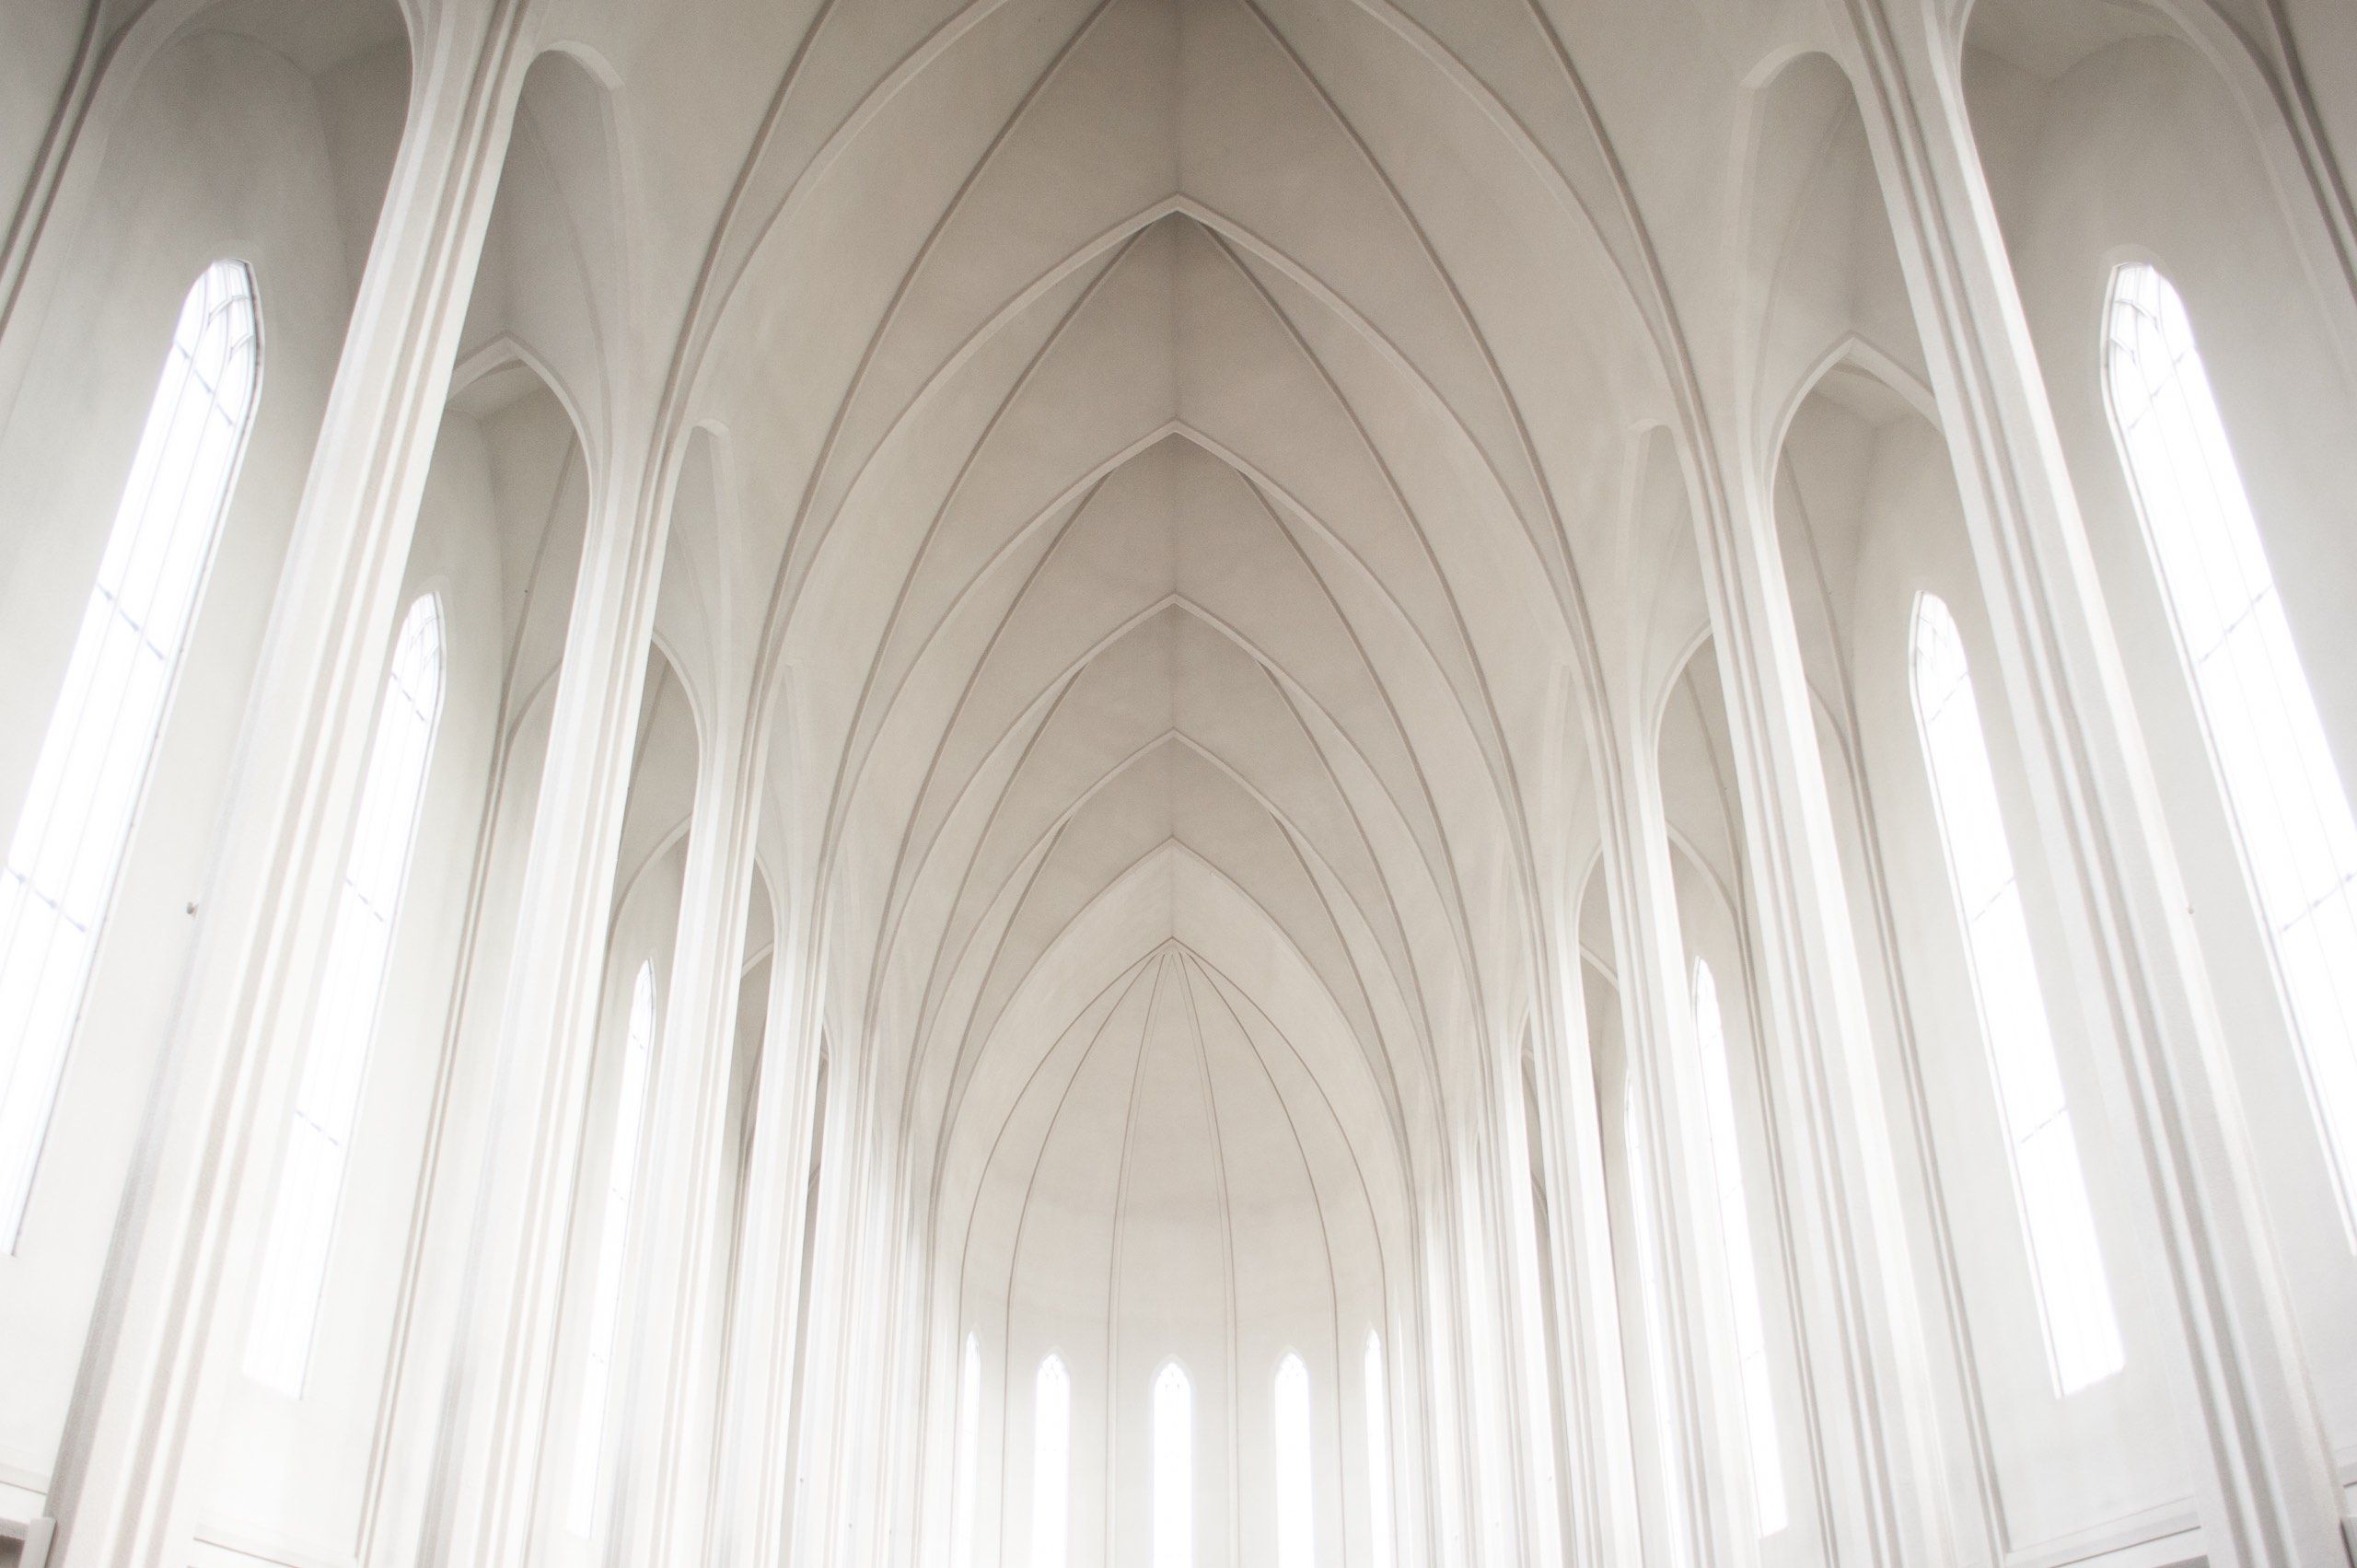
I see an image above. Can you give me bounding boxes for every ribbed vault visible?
[652,0,1678,1555]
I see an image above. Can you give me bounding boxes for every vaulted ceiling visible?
[420,0,1912,1253]
[673,0,1680,1194]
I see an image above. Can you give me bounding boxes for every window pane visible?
[0,261,260,1249]
[1626,1095,1691,1568]
[954,1332,983,1568]
[246,596,445,1394]
[1364,1332,1393,1568]
[1911,592,2124,1394]
[567,962,659,1535]
[1032,1354,1070,1568]
[2104,262,2357,1234]
[1690,960,1787,1534]
[1153,1362,1191,1568]
[1274,1353,1315,1568]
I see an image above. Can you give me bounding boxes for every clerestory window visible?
[0,261,260,1249]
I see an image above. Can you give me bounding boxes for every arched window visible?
[1624,1092,1689,1568]
[953,1331,983,1568]
[1274,1353,1315,1568]
[1911,592,2123,1393]
[2104,262,2357,1232]
[245,594,444,1393]
[1363,1331,1393,1568]
[566,961,659,1535]
[1031,1353,1071,1568]
[1690,959,1787,1533]
[1153,1361,1191,1568]
[0,260,260,1249]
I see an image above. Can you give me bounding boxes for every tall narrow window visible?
[1274,1353,1315,1568]
[2104,262,2357,1232]
[1912,593,2124,1393]
[1364,1331,1393,1568]
[953,1331,983,1568]
[1031,1353,1071,1568]
[0,261,259,1249]
[1153,1361,1192,1568]
[1690,960,1787,1533]
[567,962,659,1535]
[245,595,444,1392]
[1625,1094,1690,1568]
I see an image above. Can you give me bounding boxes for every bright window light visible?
[1364,1331,1393,1568]
[1274,1353,1315,1568]
[2104,261,2357,1236]
[954,1332,982,1568]
[1625,1093,1690,1568]
[1911,592,2124,1394]
[1691,960,1787,1533]
[1032,1353,1071,1568]
[0,260,259,1249]
[1153,1361,1191,1568]
[567,961,659,1534]
[245,595,444,1394]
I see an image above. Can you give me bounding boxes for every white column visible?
[41,8,535,1564]
[1661,307,1966,1568]
[793,1056,871,1568]
[1485,1055,1568,1568]
[828,1073,911,1566]
[711,927,825,1567]
[1599,742,1758,1568]
[1832,6,2347,1562]
[1528,901,1645,1568]
[428,426,678,1568]
[615,724,767,1568]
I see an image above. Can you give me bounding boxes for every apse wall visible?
[938,939,1401,1568]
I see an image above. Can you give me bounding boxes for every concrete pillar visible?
[1527,883,1645,1568]
[710,921,826,1567]
[1598,740,1758,1568]
[427,425,679,1568]
[1675,406,1960,1567]
[616,725,767,1568]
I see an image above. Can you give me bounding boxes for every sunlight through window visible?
[1032,1353,1070,1568]
[567,962,659,1534]
[1275,1353,1316,1568]
[246,594,444,1393]
[1154,1361,1191,1568]
[954,1331,982,1568]
[1691,959,1787,1532]
[1364,1331,1393,1568]
[1626,1093,1691,1568]
[1912,592,2123,1394]
[0,261,259,1249]
[2105,261,2357,1237]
